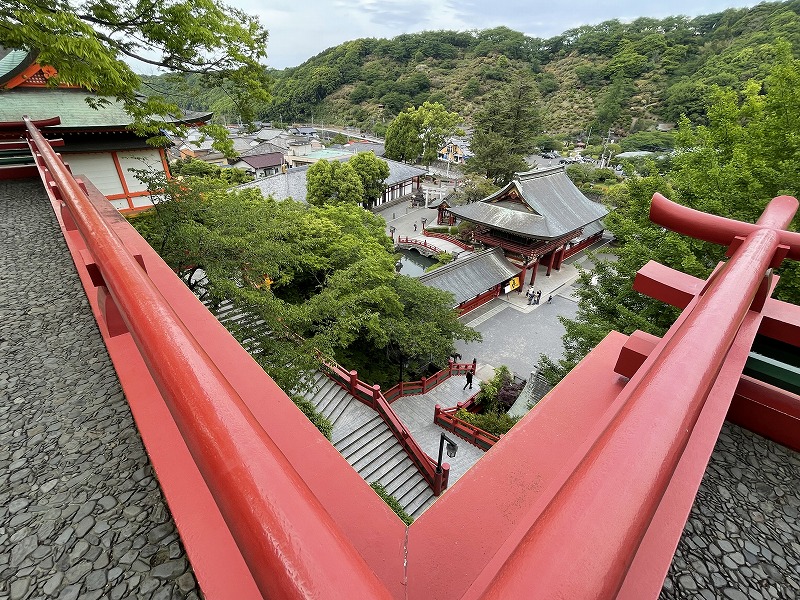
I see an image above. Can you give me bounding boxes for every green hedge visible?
[370,482,414,525]
[455,408,520,437]
[291,395,333,440]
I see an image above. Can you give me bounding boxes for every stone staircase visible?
[206,299,436,518]
[301,372,436,518]
[508,371,553,417]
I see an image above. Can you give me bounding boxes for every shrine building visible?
[0,48,211,212]
[443,166,608,285]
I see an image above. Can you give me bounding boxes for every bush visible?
[455,408,520,437]
[370,482,414,525]
[291,395,333,440]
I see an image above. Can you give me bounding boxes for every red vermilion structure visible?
[17,117,800,600]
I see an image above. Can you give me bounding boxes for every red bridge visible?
[1,117,798,599]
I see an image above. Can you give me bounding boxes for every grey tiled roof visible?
[418,248,520,306]
[238,166,310,201]
[447,166,608,240]
[237,156,426,203]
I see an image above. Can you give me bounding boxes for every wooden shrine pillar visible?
[529,259,539,286]
[546,250,557,276]
[554,245,567,270]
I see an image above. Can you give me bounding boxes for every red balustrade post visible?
[349,370,358,396]
[472,358,477,374]
[372,384,381,409]
[421,376,427,393]
[448,358,454,376]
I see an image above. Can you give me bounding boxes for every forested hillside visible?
[141,1,800,137]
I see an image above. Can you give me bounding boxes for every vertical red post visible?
[472,358,477,374]
[554,246,566,270]
[448,358,454,376]
[349,370,358,396]
[546,250,556,276]
[422,376,428,393]
[529,259,539,286]
[372,384,381,409]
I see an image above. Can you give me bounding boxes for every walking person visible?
[547,294,553,304]
[413,222,417,232]
[536,290,542,305]
[463,369,473,390]
[526,288,534,305]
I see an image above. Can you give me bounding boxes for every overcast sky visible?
[227,0,760,69]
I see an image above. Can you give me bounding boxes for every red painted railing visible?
[396,235,445,255]
[24,117,394,600]
[383,358,477,402]
[422,230,474,251]
[434,402,500,451]
[318,357,451,495]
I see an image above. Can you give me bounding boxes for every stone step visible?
[361,449,410,483]
[410,493,437,518]
[335,417,385,453]
[389,472,430,506]
[382,462,423,498]
[350,433,403,472]
[341,428,395,464]
[402,481,436,516]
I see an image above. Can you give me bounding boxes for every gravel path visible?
[0,180,199,600]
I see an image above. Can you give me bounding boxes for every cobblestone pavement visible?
[661,423,800,600]
[0,180,198,600]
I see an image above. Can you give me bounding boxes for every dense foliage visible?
[141,3,800,137]
[539,45,800,383]
[4,0,271,142]
[129,175,480,391]
[170,158,253,185]
[454,366,523,437]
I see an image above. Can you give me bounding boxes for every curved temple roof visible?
[447,166,608,240]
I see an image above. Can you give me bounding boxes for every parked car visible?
[541,152,558,159]
[559,157,579,164]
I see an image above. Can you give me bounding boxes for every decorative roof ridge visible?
[515,165,566,180]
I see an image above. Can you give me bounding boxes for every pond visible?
[396,249,436,277]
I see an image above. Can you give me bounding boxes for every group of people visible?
[525,288,552,305]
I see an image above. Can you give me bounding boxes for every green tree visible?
[540,45,800,383]
[3,0,271,136]
[306,160,365,206]
[385,110,422,162]
[349,152,390,208]
[384,101,461,165]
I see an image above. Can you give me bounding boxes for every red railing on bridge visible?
[396,235,445,255]
[422,230,474,251]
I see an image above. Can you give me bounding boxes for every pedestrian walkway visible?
[390,379,486,488]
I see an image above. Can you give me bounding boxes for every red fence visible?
[319,358,451,495]
[422,230,474,251]
[434,402,500,451]
[396,236,444,255]
[383,358,477,402]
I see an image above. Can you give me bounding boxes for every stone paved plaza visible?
[661,423,800,599]
[0,181,197,600]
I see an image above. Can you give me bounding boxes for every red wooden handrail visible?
[422,230,474,251]
[318,357,446,493]
[24,117,393,600]
[471,195,795,599]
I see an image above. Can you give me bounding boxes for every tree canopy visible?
[385,101,461,165]
[130,174,479,390]
[2,0,271,134]
[539,43,800,383]
[306,159,364,206]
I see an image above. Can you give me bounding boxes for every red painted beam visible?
[24,117,394,600]
[462,200,789,599]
